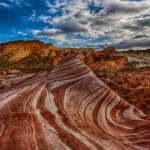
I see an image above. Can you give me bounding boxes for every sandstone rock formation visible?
[0,40,61,61]
[96,67,150,115]
[0,71,6,76]
[0,40,129,72]
[0,55,150,150]
[8,70,21,74]
[101,47,117,55]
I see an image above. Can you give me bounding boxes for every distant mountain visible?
[125,49,150,54]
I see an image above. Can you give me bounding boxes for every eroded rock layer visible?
[0,55,150,150]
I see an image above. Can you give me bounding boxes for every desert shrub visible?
[118,81,123,85]
[0,85,5,89]
[125,88,132,93]
[121,94,130,100]
[0,54,54,73]
[93,70,104,78]
[141,103,147,110]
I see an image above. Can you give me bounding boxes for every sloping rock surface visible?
[0,55,150,150]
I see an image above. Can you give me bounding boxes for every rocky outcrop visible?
[96,67,150,115]
[99,47,116,59]
[8,70,21,74]
[88,55,128,70]
[0,55,149,150]
[0,40,129,71]
[63,48,99,64]
[101,47,116,55]
[0,71,6,76]
[0,40,61,61]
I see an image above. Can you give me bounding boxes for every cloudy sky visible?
[0,0,150,50]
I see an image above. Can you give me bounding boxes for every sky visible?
[0,0,150,50]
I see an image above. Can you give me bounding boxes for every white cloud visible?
[0,3,10,8]
[38,15,51,23]
[32,30,41,35]
[31,0,150,49]
[28,10,37,21]
[31,27,87,45]
[32,28,66,44]
[17,31,27,36]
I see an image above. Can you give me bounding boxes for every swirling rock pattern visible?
[0,55,150,150]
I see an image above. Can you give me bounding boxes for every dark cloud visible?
[36,29,62,37]
[74,13,84,19]
[136,18,150,27]
[87,39,150,50]
[102,2,147,16]
[55,20,88,33]
[90,18,110,27]
[111,39,150,49]
[133,34,150,39]
[31,0,150,49]
[122,25,142,31]
[79,20,88,25]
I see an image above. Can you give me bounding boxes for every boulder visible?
[8,70,21,74]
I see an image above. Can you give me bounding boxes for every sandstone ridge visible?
[0,40,128,71]
[0,40,61,61]
[0,55,150,150]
